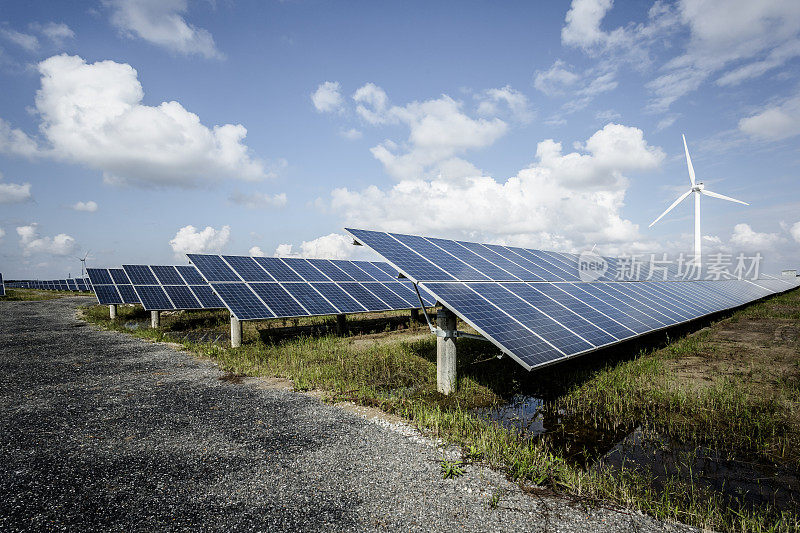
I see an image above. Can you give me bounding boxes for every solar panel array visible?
[188,254,436,320]
[0,273,4,297]
[87,268,141,305]
[5,278,91,292]
[346,228,800,371]
[121,264,224,311]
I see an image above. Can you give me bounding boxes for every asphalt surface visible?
[0,297,696,532]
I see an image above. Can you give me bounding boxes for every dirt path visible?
[0,297,694,532]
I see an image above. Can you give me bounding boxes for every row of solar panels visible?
[345,228,757,283]
[85,258,436,319]
[346,228,800,371]
[4,277,92,292]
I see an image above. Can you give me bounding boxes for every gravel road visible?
[0,297,696,532]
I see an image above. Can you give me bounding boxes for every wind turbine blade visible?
[682,134,696,187]
[701,189,749,205]
[649,189,692,227]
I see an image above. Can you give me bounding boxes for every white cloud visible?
[275,233,356,259]
[106,0,222,59]
[561,0,623,51]
[0,228,5,240]
[788,221,800,243]
[9,54,270,187]
[730,223,782,251]
[0,173,32,204]
[339,128,362,140]
[534,60,581,95]
[739,94,800,140]
[248,246,265,257]
[476,86,534,123]
[228,191,287,209]
[331,123,663,251]
[71,200,98,212]
[353,83,391,125]
[169,225,230,258]
[16,223,77,256]
[32,22,75,46]
[656,115,677,131]
[0,118,39,157]
[311,81,344,113]
[0,27,39,51]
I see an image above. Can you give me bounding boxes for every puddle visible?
[476,395,800,513]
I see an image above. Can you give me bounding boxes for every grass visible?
[79,288,800,532]
[1,288,92,301]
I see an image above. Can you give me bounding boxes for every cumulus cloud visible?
[352,84,508,181]
[248,246,265,257]
[228,191,287,209]
[16,223,77,256]
[476,86,533,123]
[275,233,356,259]
[31,22,75,46]
[331,123,664,251]
[106,0,222,59]
[169,225,230,257]
[790,221,800,243]
[71,200,98,212]
[0,27,39,51]
[0,173,32,204]
[311,81,344,113]
[730,223,782,251]
[739,94,800,140]
[534,60,581,95]
[2,54,270,187]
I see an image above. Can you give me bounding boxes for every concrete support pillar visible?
[230,315,242,348]
[410,308,420,323]
[109,304,117,320]
[335,314,347,335]
[150,310,160,329]
[436,308,457,395]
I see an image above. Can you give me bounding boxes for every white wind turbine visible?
[75,250,91,278]
[649,134,749,263]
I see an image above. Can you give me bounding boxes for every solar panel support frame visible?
[436,308,458,395]
[231,315,242,348]
[109,304,117,320]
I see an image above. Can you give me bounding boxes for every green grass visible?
[0,288,92,301]
[79,289,800,532]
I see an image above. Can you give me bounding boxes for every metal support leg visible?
[109,304,117,320]
[150,310,160,328]
[230,315,242,348]
[410,308,420,323]
[336,314,347,335]
[436,308,457,395]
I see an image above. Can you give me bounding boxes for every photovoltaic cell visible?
[212,283,273,320]
[339,282,390,311]
[190,285,225,309]
[253,257,303,282]
[223,255,274,282]
[249,283,307,317]
[151,265,185,285]
[94,284,122,305]
[281,258,330,282]
[176,265,207,285]
[311,283,366,313]
[164,285,201,309]
[309,259,355,282]
[117,285,140,304]
[282,283,339,315]
[187,254,240,282]
[332,260,376,281]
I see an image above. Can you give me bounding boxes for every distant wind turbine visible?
[75,250,91,278]
[649,134,749,262]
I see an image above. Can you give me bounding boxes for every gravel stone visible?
[0,297,697,532]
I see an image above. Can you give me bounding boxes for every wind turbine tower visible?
[649,135,749,263]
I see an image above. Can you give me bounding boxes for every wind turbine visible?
[75,250,91,278]
[649,134,749,263]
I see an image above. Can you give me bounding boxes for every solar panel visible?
[188,254,437,321]
[87,268,141,305]
[122,264,223,311]
[347,228,800,370]
[0,273,4,297]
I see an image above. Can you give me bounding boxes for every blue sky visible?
[1,0,799,279]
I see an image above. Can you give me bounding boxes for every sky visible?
[1,0,799,279]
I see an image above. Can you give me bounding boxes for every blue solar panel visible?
[425,282,564,368]
[224,255,274,282]
[282,283,339,315]
[281,258,330,282]
[348,228,454,282]
[588,284,674,327]
[363,283,413,309]
[135,285,174,310]
[252,257,303,282]
[123,265,156,285]
[175,265,207,285]
[332,260,376,282]
[109,268,132,285]
[353,261,395,281]
[455,240,541,281]
[425,238,517,280]
[311,283,366,313]
[151,265,184,285]
[66,279,78,291]
[392,233,488,280]
[164,285,201,309]
[339,282,391,311]
[249,283,308,317]
[187,254,240,282]
[212,283,273,320]
[94,284,123,305]
[308,259,354,281]
[469,283,594,355]
[117,285,139,304]
[371,261,402,279]
[190,285,225,309]
[401,281,437,306]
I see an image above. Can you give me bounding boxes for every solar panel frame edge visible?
[344,228,429,284]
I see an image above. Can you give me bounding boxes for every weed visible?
[488,489,503,509]
[440,460,464,479]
